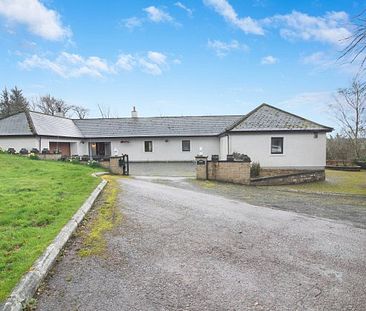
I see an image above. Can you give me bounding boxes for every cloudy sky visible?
[0,0,363,127]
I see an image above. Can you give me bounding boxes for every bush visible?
[7,148,16,154]
[19,148,28,155]
[69,157,80,164]
[42,148,49,154]
[87,160,101,168]
[0,147,5,154]
[28,153,39,160]
[30,148,39,154]
[233,152,251,162]
[250,162,261,177]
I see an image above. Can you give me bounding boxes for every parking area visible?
[35,178,366,310]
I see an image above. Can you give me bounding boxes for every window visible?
[144,141,153,152]
[182,140,190,152]
[271,137,283,154]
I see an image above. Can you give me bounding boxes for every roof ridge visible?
[29,110,71,120]
[73,114,243,121]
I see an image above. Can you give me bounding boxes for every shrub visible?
[30,148,39,154]
[87,160,101,168]
[41,148,49,154]
[233,152,251,162]
[7,148,16,154]
[28,153,39,160]
[0,147,5,154]
[69,157,80,164]
[250,162,261,177]
[19,148,28,155]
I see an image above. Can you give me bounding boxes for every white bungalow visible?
[0,104,332,170]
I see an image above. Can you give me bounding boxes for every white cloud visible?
[175,2,193,17]
[203,0,264,35]
[261,55,278,65]
[144,6,173,23]
[19,51,175,78]
[20,52,114,78]
[116,54,136,71]
[147,51,167,64]
[263,10,351,46]
[123,17,143,30]
[138,58,163,75]
[207,39,249,57]
[0,0,71,40]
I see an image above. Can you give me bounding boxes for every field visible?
[0,154,101,301]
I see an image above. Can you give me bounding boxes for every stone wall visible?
[38,154,62,161]
[195,157,251,185]
[250,170,325,186]
[109,157,124,175]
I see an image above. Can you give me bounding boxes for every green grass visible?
[273,169,366,195]
[0,154,102,301]
[78,175,121,257]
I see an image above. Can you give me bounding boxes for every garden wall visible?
[250,170,325,186]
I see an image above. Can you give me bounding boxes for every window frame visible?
[144,140,153,152]
[271,137,284,155]
[182,140,191,152]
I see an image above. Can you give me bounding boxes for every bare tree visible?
[97,103,110,118]
[72,105,89,119]
[330,79,366,158]
[36,94,73,116]
[340,11,366,71]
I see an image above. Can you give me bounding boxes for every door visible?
[49,142,71,156]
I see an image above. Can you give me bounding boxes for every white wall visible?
[219,136,228,160]
[39,137,87,155]
[108,137,220,162]
[0,137,38,152]
[228,132,326,169]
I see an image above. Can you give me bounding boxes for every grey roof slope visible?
[0,112,33,135]
[29,112,83,137]
[228,104,333,132]
[74,115,243,138]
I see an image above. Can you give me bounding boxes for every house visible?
[0,104,332,170]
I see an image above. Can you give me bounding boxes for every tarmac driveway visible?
[36,178,366,311]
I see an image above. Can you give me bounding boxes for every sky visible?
[0,0,364,128]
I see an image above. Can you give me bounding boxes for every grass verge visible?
[272,169,366,195]
[0,154,102,302]
[78,175,121,257]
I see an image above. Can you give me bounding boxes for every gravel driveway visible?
[36,178,366,311]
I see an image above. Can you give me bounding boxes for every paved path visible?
[36,178,366,311]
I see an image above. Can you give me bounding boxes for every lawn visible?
[0,154,102,302]
[273,169,366,196]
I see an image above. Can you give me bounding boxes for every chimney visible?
[131,106,138,118]
[54,107,64,117]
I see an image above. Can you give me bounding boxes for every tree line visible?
[0,86,89,119]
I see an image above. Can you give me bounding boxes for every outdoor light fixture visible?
[120,140,129,143]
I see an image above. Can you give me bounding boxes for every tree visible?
[36,94,72,117]
[72,105,89,119]
[340,10,366,71]
[97,103,110,118]
[330,79,366,158]
[0,87,10,117]
[0,86,29,117]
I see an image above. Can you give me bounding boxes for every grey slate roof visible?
[228,104,332,132]
[29,112,83,137]
[0,112,33,135]
[73,115,243,138]
[0,104,333,138]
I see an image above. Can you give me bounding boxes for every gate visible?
[118,154,129,175]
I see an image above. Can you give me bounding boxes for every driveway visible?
[36,178,366,310]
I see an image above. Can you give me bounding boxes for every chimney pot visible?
[131,106,138,118]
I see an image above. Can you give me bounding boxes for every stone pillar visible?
[195,156,208,180]
[109,156,124,175]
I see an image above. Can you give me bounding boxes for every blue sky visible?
[0,0,363,127]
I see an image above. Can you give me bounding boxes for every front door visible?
[49,142,71,156]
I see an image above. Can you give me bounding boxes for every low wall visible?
[250,170,325,186]
[196,157,251,185]
[38,154,62,161]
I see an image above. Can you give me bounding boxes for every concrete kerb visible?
[2,178,108,311]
